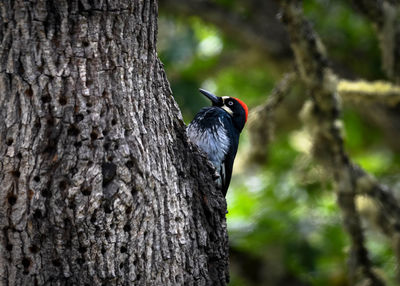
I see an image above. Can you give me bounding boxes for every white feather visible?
[187,111,230,169]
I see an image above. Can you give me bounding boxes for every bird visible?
[187,88,248,196]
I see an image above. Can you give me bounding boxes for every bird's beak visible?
[199,88,220,105]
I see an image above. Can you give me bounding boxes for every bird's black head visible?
[199,88,248,132]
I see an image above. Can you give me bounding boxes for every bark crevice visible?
[0,0,229,285]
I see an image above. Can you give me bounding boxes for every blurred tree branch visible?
[247,72,296,163]
[159,1,400,283]
[351,0,400,83]
[279,1,400,285]
[159,0,291,57]
[160,0,400,155]
[338,80,400,106]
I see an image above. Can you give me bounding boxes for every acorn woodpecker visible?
[187,89,248,196]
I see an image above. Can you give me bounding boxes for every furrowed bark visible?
[0,0,229,285]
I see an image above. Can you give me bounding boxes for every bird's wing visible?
[187,107,230,167]
[220,116,239,196]
[187,107,239,196]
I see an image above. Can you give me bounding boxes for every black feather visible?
[187,106,240,196]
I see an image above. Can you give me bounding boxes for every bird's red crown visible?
[233,97,248,122]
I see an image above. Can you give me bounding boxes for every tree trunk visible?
[0,0,229,285]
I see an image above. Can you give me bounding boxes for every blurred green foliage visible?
[304,0,384,80]
[158,0,399,285]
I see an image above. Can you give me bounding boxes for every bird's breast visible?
[187,108,231,168]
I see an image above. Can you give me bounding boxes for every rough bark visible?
[0,0,229,285]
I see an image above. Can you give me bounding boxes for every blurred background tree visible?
[158,0,400,285]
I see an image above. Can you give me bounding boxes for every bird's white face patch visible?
[221,106,233,116]
[221,96,233,116]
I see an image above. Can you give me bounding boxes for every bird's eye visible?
[228,101,234,106]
